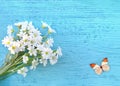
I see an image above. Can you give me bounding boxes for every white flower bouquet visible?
[0,21,62,79]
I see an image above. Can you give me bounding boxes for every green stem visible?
[0,52,24,80]
[0,53,34,80]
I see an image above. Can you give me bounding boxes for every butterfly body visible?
[90,58,110,75]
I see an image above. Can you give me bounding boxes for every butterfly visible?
[90,58,110,75]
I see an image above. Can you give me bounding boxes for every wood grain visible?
[0,0,120,86]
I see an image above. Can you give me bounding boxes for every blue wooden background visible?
[0,0,120,86]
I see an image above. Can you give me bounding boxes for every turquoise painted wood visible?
[0,0,120,86]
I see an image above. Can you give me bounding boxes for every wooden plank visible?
[0,0,120,86]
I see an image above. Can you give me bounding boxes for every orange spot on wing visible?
[90,63,96,68]
[103,58,108,62]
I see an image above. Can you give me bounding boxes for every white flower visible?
[30,28,41,37]
[27,46,37,56]
[18,40,26,51]
[2,21,62,77]
[20,35,31,47]
[8,41,20,54]
[44,38,54,47]
[39,58,47,66]
[27,22,35,30]
[35,36,42,43]
[41,21,48,28]
[17,67,28,77]
[29,29,42,44]
[23,55,29,64]
[48,26,56,34]
[21,34,29,43]
[41,48,53,59]
[37,44,45,52]
[14,22,23,27]
[28,35,37,46]
[30,59,39,70]
[57,47,62,57]
[17,31,27,38]
[2,36,14,47]
[50,54,58,65]
[14,21,28,30]
[7,25,14,36]
[41,21,56,34]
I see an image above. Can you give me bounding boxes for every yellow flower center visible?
[24,39,28,42]
[45,52,48,55]
[12,46,16,49]
[42,24,47,29]
[6,41,10,44]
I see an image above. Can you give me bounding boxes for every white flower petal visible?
[17,67,28,77]
[57,47,62,57]
[23,55,29,64]
[48,26,56,33]
[30,59,39,70]
[41,21,48,28]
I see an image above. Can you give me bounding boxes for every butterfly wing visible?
[90,63,102,75]
[101,58,110,71]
